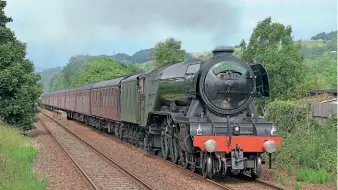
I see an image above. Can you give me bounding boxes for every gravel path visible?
[30,121,93,190]
[38,113,148,190]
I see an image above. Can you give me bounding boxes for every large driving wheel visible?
[161,135,170,160]
[202,153,213,178]
[251,155,262,179]
[169,136,180,164]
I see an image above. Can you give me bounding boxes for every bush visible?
[266,99,337,182]
[265,100,308,133]
[0,125,48,190]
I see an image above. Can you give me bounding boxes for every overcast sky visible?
[4,0,337,70]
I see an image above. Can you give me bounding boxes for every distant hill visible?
[311,31,337,41]
[34,65,46,73]
[38,66,62,93]
[111,48,153,63]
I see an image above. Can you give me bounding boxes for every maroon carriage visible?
[90,77,124,121]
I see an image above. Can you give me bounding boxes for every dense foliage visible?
[49,57,140,91]
[0,1,42,130]
[70,58,139,87]
[152,37,187,66]
[301,53,337,89]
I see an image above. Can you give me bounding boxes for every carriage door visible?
[138,77,145,124]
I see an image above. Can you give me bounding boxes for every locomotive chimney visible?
[212,46,234,57]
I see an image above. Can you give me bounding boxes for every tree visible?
[239,39,246,52]
[62,55,92,88]
[240,17,305,114]
[152,37,187,66]
[0,0,43,130]
[50,72,66,92]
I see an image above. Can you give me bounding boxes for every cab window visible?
[186,64,200,75]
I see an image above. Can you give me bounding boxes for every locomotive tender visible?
[40,46,281,179]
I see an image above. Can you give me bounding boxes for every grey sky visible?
[4,0,337,69]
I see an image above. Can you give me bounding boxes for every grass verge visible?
[0,124,47,190]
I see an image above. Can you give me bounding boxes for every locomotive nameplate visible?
[213,61,246,75]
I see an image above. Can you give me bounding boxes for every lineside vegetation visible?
[0,124,48,190]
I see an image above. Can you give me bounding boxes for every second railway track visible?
[38,113,154,190]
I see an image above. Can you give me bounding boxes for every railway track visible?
[41,109,285,190]
[37,119,99,190]
[38,113,154,190]
[147,154,285,190]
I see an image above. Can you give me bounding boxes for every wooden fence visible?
[311,102,337,124]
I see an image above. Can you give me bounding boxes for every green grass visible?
[276,174,287,186]
[295,169,334,183]
[299,40,326,47]
[293,181,302,190]
[0,125,48,190]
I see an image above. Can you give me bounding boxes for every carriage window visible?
[186,64,200,75]
[105,89,107,106]
[114,88,117,107]
[108,89,111,107]
[112,89,115,107]
[97,91,99,105]
[110,89,113,107]
[102,89,106,106]
[107,89,109,107]
[103,90,105,106]
[97,90,99,105]
[139,79,145,94]
[105,89,108,107]
[93,91,95,104]
[98,91,100,106]
[113,88,116,107]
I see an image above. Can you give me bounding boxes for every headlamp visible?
[263,140,276,153]
[204,139,217,152]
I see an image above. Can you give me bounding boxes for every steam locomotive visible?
[40,46,281,179]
